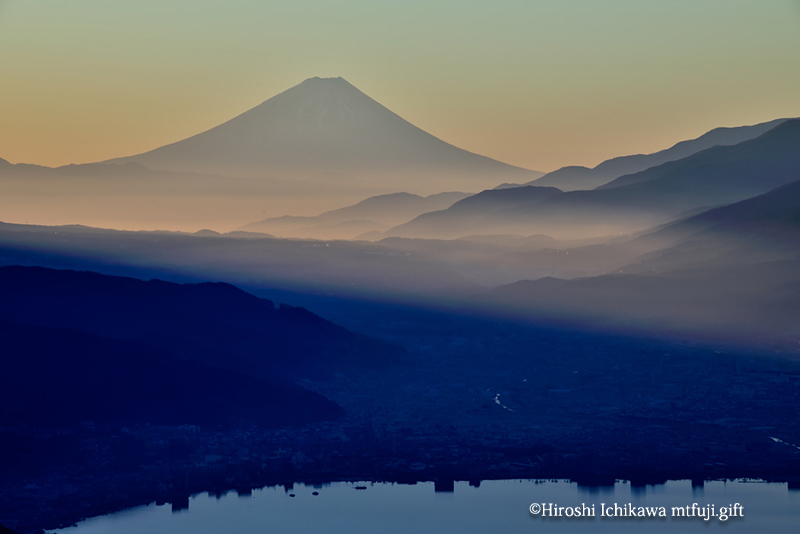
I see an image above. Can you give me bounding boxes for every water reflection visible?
[49,479,800,534]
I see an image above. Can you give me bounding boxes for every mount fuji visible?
[105,77,540,192]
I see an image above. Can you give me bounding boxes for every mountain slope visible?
[489,179,800,344]
[105,77,537,190]
[385,186,564,239]
[0,79,541,231]
[528,118,790,191]
[423,119,800,240]
[0,266,404,379]
[239,191,470,239]
[0,319,343,427]
[618,178,800,274]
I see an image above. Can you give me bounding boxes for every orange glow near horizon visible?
[0,1,798,172]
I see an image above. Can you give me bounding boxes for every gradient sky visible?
[1,0,799,172]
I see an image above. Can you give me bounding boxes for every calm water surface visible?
[50,479,800,533]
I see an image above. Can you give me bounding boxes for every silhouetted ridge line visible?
[0,265,404,379]
[529,117,791,191]
[239,190,471,239]
[385,185,563,239]
[392,119,800,240]
[102,77,538,187]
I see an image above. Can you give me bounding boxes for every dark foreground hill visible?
[0,320,343,428]
[0,266,403,380]
[0,265,409,430]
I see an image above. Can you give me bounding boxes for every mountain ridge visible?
[103,77,539,191]
[239,190,471,239]
[527,118,791,191]
[385,185,564,239]
[389,119,800,240]
[0,265,404,379]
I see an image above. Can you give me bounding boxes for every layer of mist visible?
[2,172,799,347]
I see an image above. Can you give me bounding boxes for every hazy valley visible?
[2,77,800,533]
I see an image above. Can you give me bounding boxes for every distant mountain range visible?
[523,118,790,191]
[619,178,800,274]
[386,186,563,239]
[0,77,543,231]
[387,119,800,240]
[490,177,800,343]
[2,80,791,236]
[103,77,540,192]
[2,167,800,346]
[239,191,471,239]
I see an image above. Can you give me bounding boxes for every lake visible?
[49,479,799,533]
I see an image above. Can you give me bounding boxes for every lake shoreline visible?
[5,442,799,534]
